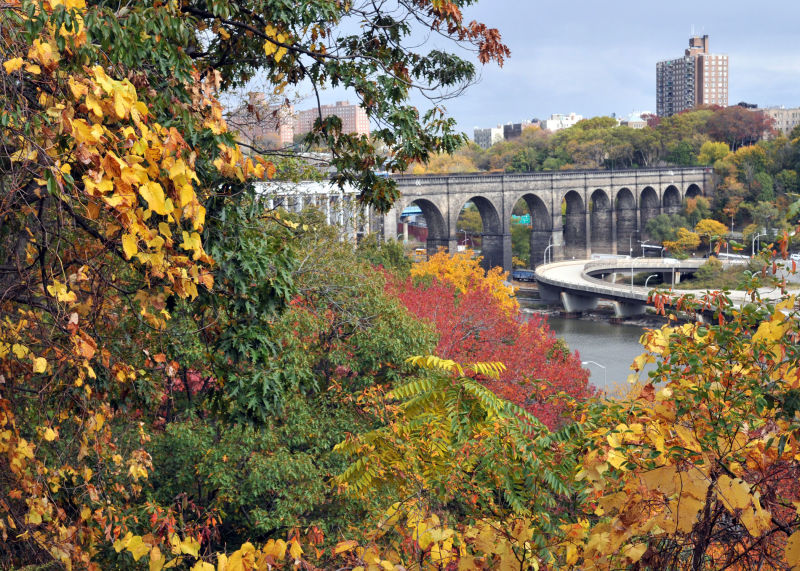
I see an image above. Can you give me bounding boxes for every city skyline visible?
[243,0,800,136]
[447,0,799,131]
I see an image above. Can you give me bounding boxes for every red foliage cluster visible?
[386,274,594,428]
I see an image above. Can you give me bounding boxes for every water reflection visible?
[523,311,659,393]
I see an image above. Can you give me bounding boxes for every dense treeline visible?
[417,106,781,174]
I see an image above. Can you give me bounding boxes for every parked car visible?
[511,269,536,282]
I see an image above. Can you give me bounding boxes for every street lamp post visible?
[727,214,734,256]
[630,235,634,291]
[644,274,658,288]
[752,232,767,256]
[543,239,553,265]
[582,361,607,387]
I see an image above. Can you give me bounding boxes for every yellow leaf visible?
[126,535,150,561]
[717,475,752,511]
[191,561,213,571]
[113,532,133,552]
[674,425,702,453]
[334,540,358,555]
[113,89,128,119]
[3,58,24,73]
[641,465,677,495]
[607,449,627,470]
[69,76,88,99]
[740,499,772,537]
[33,356,48,373]
[43,427,57,441]
[786,530,800,566]
[623,543,647,563]
[47,279,78,302]
[263,538,286,559]
[180,536,200,557]
[288,539,303,560]
[122,234,138,259]
[12,343,29,359]
[671,494,704,533]
[140,181,169,215]
[149,546,166,571]
[86,91,103,117]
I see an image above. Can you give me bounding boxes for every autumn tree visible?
[697,140,730,165]
[694,218,730,253]
[562,283,800,569]
[0,0,511,566]
[663,227,701,257]
[705,106,774,150]
[391,250,593,428]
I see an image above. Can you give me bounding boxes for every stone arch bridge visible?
[380,167,713,272]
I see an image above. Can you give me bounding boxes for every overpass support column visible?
[611,301,646,318]
[560,292,598,314]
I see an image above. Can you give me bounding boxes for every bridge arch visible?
[562,190,586,260]
[590,189,613,255]
[615,188,636,255]
[640,186,660,240]
[510,193,552,267]
[456,196,503,270]
[663,185,681,215]
[686,183,702,198]
[407,198,448,256]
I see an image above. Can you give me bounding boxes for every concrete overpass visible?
[382,167,713,273]
[534,258,781,318]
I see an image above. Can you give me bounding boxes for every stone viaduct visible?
[381,167,714,272]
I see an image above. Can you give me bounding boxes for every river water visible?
[522,310,659,393]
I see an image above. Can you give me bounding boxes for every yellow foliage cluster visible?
[107,496,544,569]
[411,249,518,314]
[562,296,800,569]
[663,227,700,255]
[0,0,274,565]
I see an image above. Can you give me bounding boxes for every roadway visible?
[534,258,789,316]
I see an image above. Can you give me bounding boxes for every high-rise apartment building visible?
[657,35,728,117]
[294,101,370,137]
[473,126,504,149]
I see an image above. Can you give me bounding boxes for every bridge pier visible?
[427,237,457,258]
[481,233,512,273]
[560,291,598,314]
[611,301,646,319]
[536,281,563,304]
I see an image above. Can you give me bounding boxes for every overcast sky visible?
[299,0,800,134]
[440,0,800,131]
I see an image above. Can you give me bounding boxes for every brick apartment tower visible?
[294,101,370,137]
[657,35,728,117]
